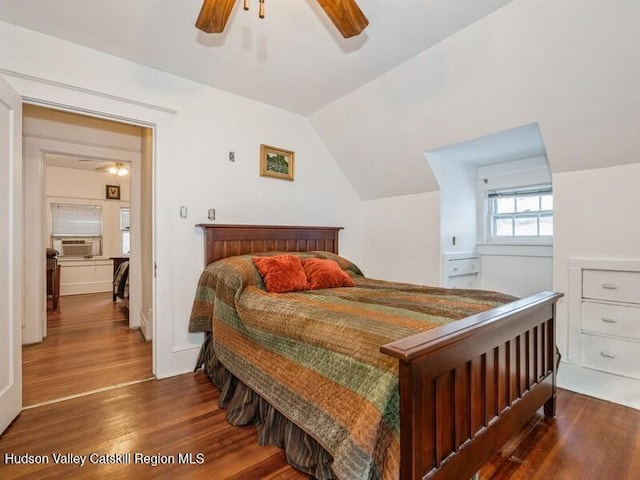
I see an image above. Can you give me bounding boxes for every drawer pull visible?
[600,352,617,359]
[601,283,618,290]
[601,317,618,324]
[453,267,459,272]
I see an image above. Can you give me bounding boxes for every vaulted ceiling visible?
[3,1,638,201]
[0,0,514,116]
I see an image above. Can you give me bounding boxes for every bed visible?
[189,224,562,480]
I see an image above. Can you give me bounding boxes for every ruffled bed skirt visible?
[196,333,335,479]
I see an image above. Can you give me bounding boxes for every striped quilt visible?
[189,252,516,480]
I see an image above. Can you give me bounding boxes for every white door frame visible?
[22,97,157,373]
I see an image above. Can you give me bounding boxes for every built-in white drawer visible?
[582,269,640,304]
[582,301,640,340]
[448,273,479,289]
[581,333,640,380]
[446,257,480,277]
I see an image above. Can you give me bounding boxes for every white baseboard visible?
[155,344,202,379]
[557,361,640,410]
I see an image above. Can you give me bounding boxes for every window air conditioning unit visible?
[52,238,102,258]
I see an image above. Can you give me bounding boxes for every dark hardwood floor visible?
[22,292,153,406]
[0,372,306,480]
[1,373,638,480]
[3,293,638,479]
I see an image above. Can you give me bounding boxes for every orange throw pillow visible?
[301,258,355,290]
[253,255,309,293]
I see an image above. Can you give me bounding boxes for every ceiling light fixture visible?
[108,163,129,176]
[195,0,368,38]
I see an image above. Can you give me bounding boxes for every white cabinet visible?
[579,269,640,380]
[563,258,640,409]
[442,253,480,289]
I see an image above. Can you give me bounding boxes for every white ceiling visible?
[427,123,547,168]
[44,153,130,173]
[0,0,515,115]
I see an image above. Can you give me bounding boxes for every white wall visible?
[480,252,552,298]
[1,21,361,377]
[360,191,441,286]
[426,155,477,257]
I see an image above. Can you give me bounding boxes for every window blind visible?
[51,204,103,237]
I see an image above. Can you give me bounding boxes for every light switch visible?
[180,206,188,218]
[208,208,216,221]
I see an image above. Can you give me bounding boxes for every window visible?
[51,203,103,257]
[487,185,553,242]
[120,207,130,256]
[51,203,103,237]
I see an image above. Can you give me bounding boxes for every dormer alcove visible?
[426,123,553,297]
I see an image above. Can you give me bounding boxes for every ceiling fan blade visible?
[316,0,369,38]
[195,0,237,33]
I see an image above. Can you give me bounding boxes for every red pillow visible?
[301,258,355,290]
[252,255,309,293]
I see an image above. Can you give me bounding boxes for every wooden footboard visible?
[381,291,563,480]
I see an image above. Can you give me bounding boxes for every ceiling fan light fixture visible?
[108,165,119,175]
[196,0,367,38]
[116,166,129,176]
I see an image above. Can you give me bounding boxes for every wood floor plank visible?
[5,293,639,479]
[0,372,308,480]
[23,293,153,406]
[3,373,640,479]
[479,389,640,480]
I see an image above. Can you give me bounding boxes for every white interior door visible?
[0,76,23,434]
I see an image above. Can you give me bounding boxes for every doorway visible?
[21,104,155,406]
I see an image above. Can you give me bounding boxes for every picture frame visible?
[260,144,295,181]
[106,184,121,200]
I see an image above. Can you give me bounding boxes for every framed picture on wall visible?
[260,144,295,181]
[106,184,121,200]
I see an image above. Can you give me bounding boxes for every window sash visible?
[488,186,553,240]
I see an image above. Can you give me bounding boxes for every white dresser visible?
[562,258,640,409]
[442,253,480,289]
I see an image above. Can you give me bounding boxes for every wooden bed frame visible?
[197,224,563,480]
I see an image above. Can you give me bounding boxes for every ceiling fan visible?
[195,0,369,38]
[79,159,130,176]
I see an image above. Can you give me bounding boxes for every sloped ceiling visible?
[0,0,515,116]
[310,0,640,199]
[2,1,639,201]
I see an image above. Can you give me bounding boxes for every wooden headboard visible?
[197,224,343,266]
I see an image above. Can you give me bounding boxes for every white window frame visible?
[484,185,553,245]
[120,207,130,256]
